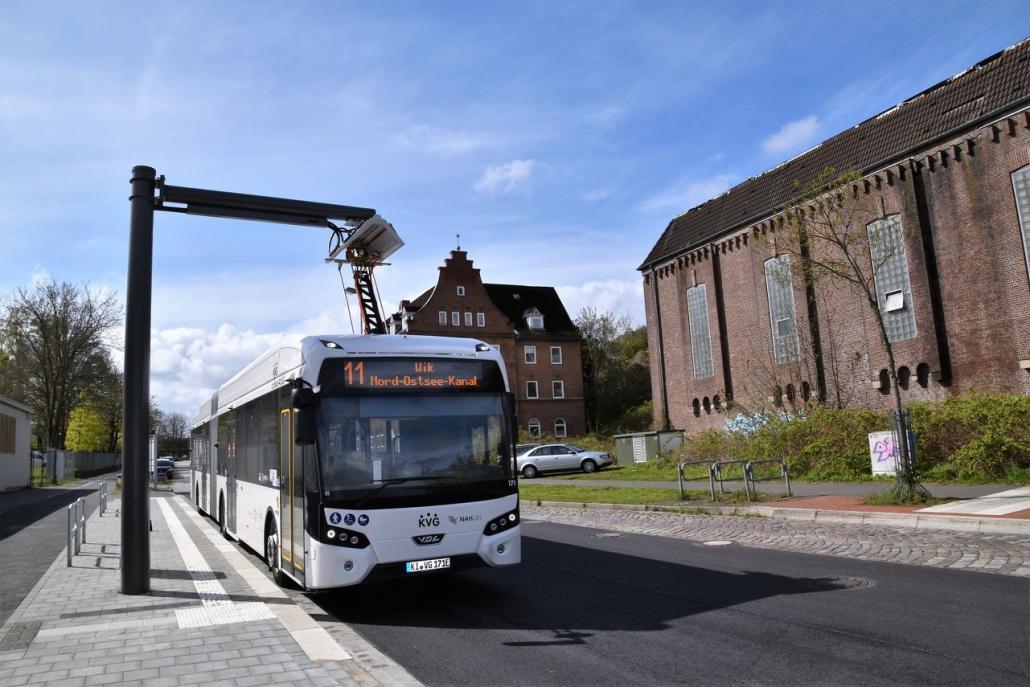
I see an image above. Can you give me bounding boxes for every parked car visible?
[516,444,613,478]
[153,458,174,480]
[515,443,540,457]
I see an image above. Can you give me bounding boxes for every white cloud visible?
[395,125,500,155]
[474,159,537,195]
[761,115,821,155]
[556,279,645,327]
[639,174,737,213]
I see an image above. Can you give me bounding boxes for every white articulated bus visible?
[190,334,520,589]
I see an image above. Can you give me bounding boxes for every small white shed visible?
[0,395,32,491]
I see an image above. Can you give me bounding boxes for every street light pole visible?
[122,165,156,594]
[120,165,380,595]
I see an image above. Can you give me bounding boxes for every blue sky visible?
[1,2,1026,414]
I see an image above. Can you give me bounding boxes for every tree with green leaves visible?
[0,280,121,449]
[576,307,651,434]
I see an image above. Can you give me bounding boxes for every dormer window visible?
[525,307,545,331]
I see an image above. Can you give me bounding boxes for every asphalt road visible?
[0,473,117,626]
[307,520,1028,687]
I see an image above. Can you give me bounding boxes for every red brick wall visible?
[644,108,1030,434]
[403,251,588,436]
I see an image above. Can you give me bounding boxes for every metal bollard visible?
[67,504,76,566]
[78,497,86,545]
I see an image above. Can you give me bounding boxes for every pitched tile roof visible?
[640,38,1030,270]
[483,284,579,336]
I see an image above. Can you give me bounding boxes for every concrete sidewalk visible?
[0,493,420,687]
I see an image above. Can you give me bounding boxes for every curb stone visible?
[529,500,1030,535]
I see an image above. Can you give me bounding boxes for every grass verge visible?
[520,483,781,506]
[862,489,950,506]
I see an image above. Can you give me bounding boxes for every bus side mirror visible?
[292,387,314,409]
[292,388,316,446]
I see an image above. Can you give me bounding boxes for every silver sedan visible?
[516,444,613,479]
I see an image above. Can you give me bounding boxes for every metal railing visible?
[67,482,111,566]
[677,459,793,503]
[677,460,718,501]
[67,497,85,566]
[744,460,792,501]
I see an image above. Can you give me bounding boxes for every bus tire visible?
[195,483,200,508]
[265,517,287,587]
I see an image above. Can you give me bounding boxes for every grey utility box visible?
[613,430,684,464]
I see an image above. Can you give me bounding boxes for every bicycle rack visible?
[677,460,718,501]
[744,460,792,501]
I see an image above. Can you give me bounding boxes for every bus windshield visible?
[317,394,514,505]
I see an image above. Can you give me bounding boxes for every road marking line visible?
[919,487,1030,516]
[170,496,351,661]
[154,497,275,628]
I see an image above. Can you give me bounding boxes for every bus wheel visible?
[265,520,286,587]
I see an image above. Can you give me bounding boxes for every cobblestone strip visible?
[523,504,1030,577]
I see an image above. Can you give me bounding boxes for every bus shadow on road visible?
[309,535,868,637]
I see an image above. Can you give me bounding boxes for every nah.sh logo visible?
[448,514,482,525]
[418,512,440,528]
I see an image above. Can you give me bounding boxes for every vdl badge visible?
[405,557,451,573]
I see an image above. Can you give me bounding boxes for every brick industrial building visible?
[391,250,588,438]
[640,40,1030,433]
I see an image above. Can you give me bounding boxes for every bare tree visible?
[160,412,190,440]
[771,167,924,499]
[0,281,120,449]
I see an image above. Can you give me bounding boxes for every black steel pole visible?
[122,165,156,594]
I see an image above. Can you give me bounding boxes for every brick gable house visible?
[391,251,587,438]
[640,39,1030,433]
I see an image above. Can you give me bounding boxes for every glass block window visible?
[1012,166,1030,283]
[764,255,799,363]
[867,214,917,342]
[685,284,714,379]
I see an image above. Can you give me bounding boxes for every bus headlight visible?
[324,528,369,548]
[483,510,519,536]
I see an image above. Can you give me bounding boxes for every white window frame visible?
[526,380,539,399]
[527,418,541,437]
[528,315,544,330]
[456,286,465,296]
[464,311,473,326]
[477,312,485,327]
[550,346,562,364]
[552,380,564,399]
[438,310,447,325]
[524,346,537,364]
[554,417,567,438]
[451,311,460,326]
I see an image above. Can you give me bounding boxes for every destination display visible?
[318,357,505,394]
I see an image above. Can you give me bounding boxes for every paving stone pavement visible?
[0,496,362,687]
[522,504,1030,577]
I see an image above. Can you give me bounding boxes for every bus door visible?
[279,409,305,584]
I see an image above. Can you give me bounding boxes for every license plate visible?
[405,557,451,573]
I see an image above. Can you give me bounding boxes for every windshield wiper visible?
[353,476,448,508]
